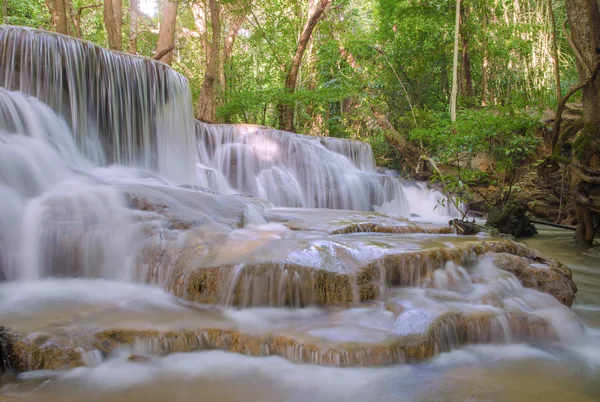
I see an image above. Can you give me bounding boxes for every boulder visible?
[493,253,577,306]
[486,200,537,237]
[528,200,560,222]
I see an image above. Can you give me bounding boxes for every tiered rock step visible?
[0,188,579,373]
[126,189,574,308]
[141,228,575,307]
[0,279,562,371]
[264,208,453,234]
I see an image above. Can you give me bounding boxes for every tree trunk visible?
[55,0,69,35]
[129,0,139,54]
[459,3,473,101]
[548,0,561,103]
[46,0,70,35]
[564,0,600,245]
[195,0,221,122]
[155,0,178,64]
[277,0,330,132]
[450,0,461,122]
[481,52,489,106]
[103,0,122,51]
[371,107,420,173]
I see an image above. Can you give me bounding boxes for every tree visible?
[562,0,600,244]
[156,0,178,64]
[450,0,460,122]
[45,0,73,35]
[277,0,331,132]
[104,0,122,51]
[195,0,221,122]
[459,2,472,101]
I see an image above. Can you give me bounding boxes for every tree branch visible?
[551,61,600,151]
[153,45,175,60]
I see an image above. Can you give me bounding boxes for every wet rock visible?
[493,253,577,306]
[1,327,11,373]
[486,200,537,237]
[528,200,560,222]
[2,311,558,371]
[0,328,84,371]
[175,240,524,307]
[127,354,152,363]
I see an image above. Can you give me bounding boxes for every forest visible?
[2,0,600,245]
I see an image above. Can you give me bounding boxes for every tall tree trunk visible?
[564,0,600,245]
[481,3,489,106]
[481,52,489,106]
[55,0,69,34]
[277,0,331,132]
[459,3,473,101]
[195,0,221,122]
[155,0,178,64]
[103,0,122,51]
[129,0,139,54]
[46,0,70,35]
[450,0,461,122]
[549,0,561,103]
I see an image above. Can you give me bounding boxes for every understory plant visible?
[410,107,541,220]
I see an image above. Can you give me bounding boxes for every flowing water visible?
[0,25,599,401]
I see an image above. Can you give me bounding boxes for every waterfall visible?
[195,122,411,212]
[0,89,140,280]
[0,25,196,184]
[0,25,452,281]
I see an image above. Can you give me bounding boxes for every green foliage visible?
[410,107,540,170]
[411,107,541,212]
[3,0,51,28]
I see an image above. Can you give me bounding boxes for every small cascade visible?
[0,25,196,184]
[0,89,141,280]
[195,122,410,212]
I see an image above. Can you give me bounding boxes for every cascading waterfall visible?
[195,122,413,212]
[0,25,196,184]
[0,25,447,216]
[0,89,141,281]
